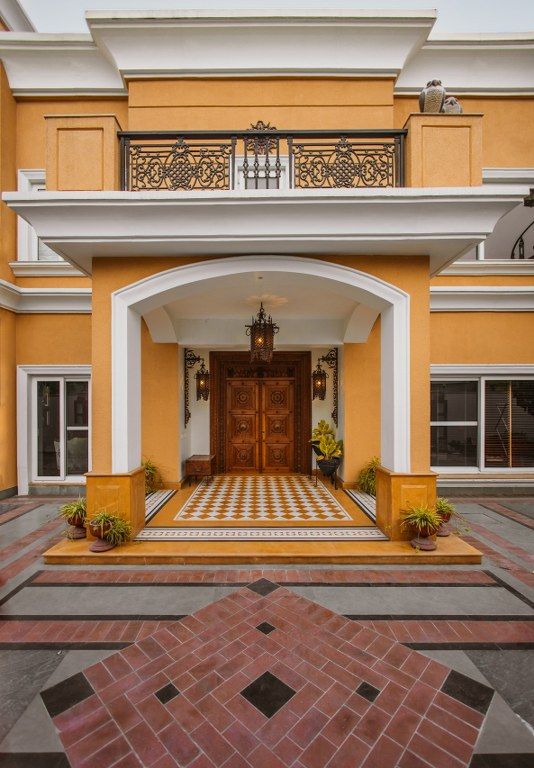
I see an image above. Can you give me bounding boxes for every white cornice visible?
[9,261,85,277]
[87,10,435,81]
[0,33,125,96]
[441,260,534,275]
[395,35,534,96]
[0,0,35,31]
[3,185,526,277]
[483,168,534,185]
[431,364,534,376]
[0,279,91,313]
[430,285,534,311]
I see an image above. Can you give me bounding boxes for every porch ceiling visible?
[3,185,528,276]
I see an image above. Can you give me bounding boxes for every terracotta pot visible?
[66,513,86,539]
[408,522,438,551]
[437,511,452,537]
[88,520,115,552]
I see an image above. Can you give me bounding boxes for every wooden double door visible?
[226,378,294,473]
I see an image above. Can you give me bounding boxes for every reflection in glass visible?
[431,381,478,422]
[37,381,60,476]
[66,430,89,475]
[431,426,478,467]
[66,381,88,427]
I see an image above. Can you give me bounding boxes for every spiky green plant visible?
[58,497,87,523]
[435,497,456,520]
[357,456,380,496]
[89,511,132,546]
[401,505,441,536]
[317,434,343,460]
[142,458,161,495]
[311,420,335,442]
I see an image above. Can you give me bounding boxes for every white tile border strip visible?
[135,526,388,541]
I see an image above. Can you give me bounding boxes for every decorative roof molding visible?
[0,279,91,313]
[9,261,84,277]
[395,35,534,96]
[441,260,534,275]
[483,168,534,185]
[0,0,35,32]
[431,364,534,376]
[430,285,534,311]
[3,185,526,277]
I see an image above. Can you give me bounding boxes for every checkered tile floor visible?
[41,580,493,768]
[174,475,352,522]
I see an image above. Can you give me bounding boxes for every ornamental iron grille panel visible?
[510,218,534,260]
[290,138,397,188]
[120,127,405,190]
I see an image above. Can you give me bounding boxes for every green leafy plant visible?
[435,497,456,520]
[317,434,343,460]
[142,458,161,495]
[89,511,132,546]
[357,456,380,496]
[311,420,335,442]
[401,504,441,536]
[58,497,87,523]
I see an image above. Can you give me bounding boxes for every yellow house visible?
[0,8,533,563]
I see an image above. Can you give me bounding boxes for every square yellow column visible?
[375,466,437,541]
[85,467,145,538]
[403,113,483,187]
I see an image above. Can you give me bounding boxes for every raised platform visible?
[43,534,481,565]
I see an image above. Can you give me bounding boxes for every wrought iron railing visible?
[119,123,406,191]
[510,218,534,259]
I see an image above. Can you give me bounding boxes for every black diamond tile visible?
[246,579,280,597]
[469,755,534,768]
[240,671,295,718]
[441,670,494,715]
[0,754,71,768]
[356,681,381,702]
[40,672,94,719]
[155,682,180,704]
[256,622,276,635]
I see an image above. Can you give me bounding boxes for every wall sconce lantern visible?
[195,360,210,401]
[312,348,339,426]
[245,302,279,363]
[184,348,209,427]
[312,360,328,400]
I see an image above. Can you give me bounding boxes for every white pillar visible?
[380,301,411,473]
[112,298,141,473]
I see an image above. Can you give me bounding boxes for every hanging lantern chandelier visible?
[245,302,279,363]
[312,360,328,400]
[195,359,210,401]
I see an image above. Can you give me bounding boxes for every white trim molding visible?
[431,364,534,377]
[111,256,411,476]
[3,185,527,277]
[9,261,84,277]
[430,286,534,312]
[0,280,91,313]
[483,168,534,185]
[17,365,91,495]
[0,0,35,31]
[442,261,534,276]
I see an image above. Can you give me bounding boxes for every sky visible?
[18,0,534,36]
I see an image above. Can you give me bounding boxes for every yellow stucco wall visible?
[0,63,16,284]
[431,313,534,363]
[0,308,17,492]
[128,78,395,130]
[15,315,92,365]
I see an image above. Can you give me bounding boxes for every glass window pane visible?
[485,381,510,468]
[431,381,478,422]
[66,381,88,427]
[66,430,89,475]
[431,425,478,466]
[37,381,60,476]
[511,381,534,467]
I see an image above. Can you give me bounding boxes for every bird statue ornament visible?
[419,79,447,113]
[442,96,463,114]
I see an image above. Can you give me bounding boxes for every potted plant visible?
[401,504,441,551]
[142,458,161,495]
[435,497,456,537]
[357,456,380,496]
[58,497,87,539]
[310,420,335,456]
[88,511,132,552]
[316,434,343,477]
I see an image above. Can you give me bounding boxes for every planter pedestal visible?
[68,525,86,540]
[410,535,437,551]
[437,521,452,537]
[89,537,115,552]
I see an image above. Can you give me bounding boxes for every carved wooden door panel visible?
[226,379,260,472]
[261,379,294,473]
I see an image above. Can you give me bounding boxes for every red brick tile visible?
[159,722,200,765]
[345,691,372,718]
[112,754,144,768]
[383,643,412,668]
[166,696,205,733]
[108,696,143,732]
[289,707,329,749]
[54,694,102,731]
[356,706,392,746]
[60,705,110,748]
[137,695,174,733]
[373,660,417,690]
[363,735,404,768]
[426,704,479,746]
[191,720,235,764]
[321,705,360,747]
[326,735,371,768]
[398,749,437,768]
[222,720,260,757]
[420,719,474,763]
[272,736,302,767]
[100,672,141,705]
[127,672,169,705]
[402,681,437,716]
[225,692,269,732]
[315,682,352,718]
[288,681,325,717]
[433,692,484,729]
[385,705,422,748]
[256,706,300,748]
[103,652,133,681]
[152,755,180,768]
[84,662,114,692]
[401,651,431,679]
[137,636,165,660]
[76,736,131,768]
[375,681,408,716]
[125,721,167,766]
[248,743,288,768]
[420,660,450,690]
[299,734,338,768]
[67,720,121,764]
[184,671,223,703]
[408,732,465,768]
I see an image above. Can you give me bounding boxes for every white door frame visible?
[111,256,411,474]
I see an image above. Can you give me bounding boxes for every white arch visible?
[111,255,410,474]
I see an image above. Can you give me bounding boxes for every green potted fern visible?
[58,497,87,539]
[142,458,161,495]
[316,434,343,477]
[401,504,441,551]
[88,511,132,552]
[310,420,335,457]
[435,497,456,537]
[357,457,380,496]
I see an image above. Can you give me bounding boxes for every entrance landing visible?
[43,474,482,564]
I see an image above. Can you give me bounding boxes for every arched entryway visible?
[110,256,410,475]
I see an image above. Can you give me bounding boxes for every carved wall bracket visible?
[317,348,339,427]
[184,348,204,427]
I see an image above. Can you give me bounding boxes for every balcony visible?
[119,126,406,191]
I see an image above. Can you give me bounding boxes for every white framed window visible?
[431,371,534,472]
[17,170,63,262]
[17,366,91,493]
